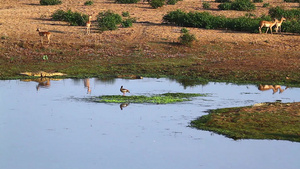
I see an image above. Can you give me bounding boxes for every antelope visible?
[258,19,277,34]
[36,28,51,44]
[275,17,286,33]
[120,86,130,96]
[258,84,285,94]
[86,15,92,35]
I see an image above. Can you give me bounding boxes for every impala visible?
[86,15,92,34]
[275,17,286,33]
[258,19,277,34]
[36,28,51,44]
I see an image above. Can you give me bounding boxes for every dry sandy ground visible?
[0,0,299,49]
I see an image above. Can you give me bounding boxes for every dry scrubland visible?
[0,0,299,83]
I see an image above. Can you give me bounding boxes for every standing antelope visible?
[275,17,286,33]
[258,19,277,34]
[86,15,92,35]
[36,28,51,44]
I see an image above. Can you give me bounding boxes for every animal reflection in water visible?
[21,78,61,91]
[258,84,287,94]
[84,79,91,94]
[120,103,130,110]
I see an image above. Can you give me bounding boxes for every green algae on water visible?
[88,93,206,104]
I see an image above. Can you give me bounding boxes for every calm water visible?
[0,78,299,169]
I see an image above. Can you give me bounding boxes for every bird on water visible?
[120,86,130,96]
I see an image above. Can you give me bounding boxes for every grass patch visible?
[87,93,206,104]
[190,102,300,142]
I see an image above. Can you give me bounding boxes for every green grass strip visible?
[88,93,206,104]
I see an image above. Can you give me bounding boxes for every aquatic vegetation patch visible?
[88,93,206,104]
[190,102,300,142]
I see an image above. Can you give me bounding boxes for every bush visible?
[122,11,130,17]
[284,0,299,2]
[218,3,232,10]
[215,0,230,2]
[121,18,135,28]
[231,0,256,11]
[167,0,181,5]
[115,0,140,3]
[181,28,189,33]
[97,10,122,31]
[202,2,211,9]
[179,32,196,46]
[269,6,300,20]
[40,0,62,5]
[51,9,89,26]
[253,0,263,2]
[164,10,264,33]
[262,3,269,7]
[84,1,94,5]
[150,0,165,8]
[283,20,300,33]
[218,0,256,11]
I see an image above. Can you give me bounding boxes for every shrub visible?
[150,0,165,8]
[215,0,230,2]
[84,1,94,5]
[121,18,135,28]
[115,0,140,3]
[202,2,211,9]
[253,0,263,2]
[181,28,189,33]
[122,11,130,17]
[262,3,269,7]
[164,10,265,33]
[231,0,256,11]
[179,32,196,46]
[218,2,232,10]
[284,0,299,2]
[51,9,89,26]
[218,0,256,11]
[97,10,122,31]
[282,20,300,33]
[40,0,62,5]
[269,6,300,20]
[167,0,181,5]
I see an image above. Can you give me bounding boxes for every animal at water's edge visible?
[258,19,277,34]
[120,86,130,96]
[36,28,51,44]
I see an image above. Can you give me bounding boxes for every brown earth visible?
[0,0,299,83]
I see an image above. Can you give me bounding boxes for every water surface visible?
[0,78,299,169]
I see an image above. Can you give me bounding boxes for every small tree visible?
[97,10,122,31]
[179,32,196,46]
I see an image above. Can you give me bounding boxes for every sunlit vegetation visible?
[163,9,300,33]
[86,93,206,104]
[190,102,300,142]
[51,9,89,26]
